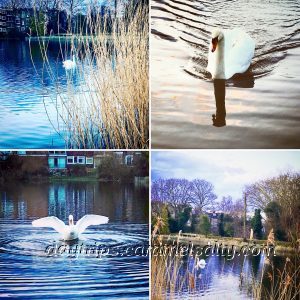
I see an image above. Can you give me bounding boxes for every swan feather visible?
[207,28,255,79]
[32,216,66,235]
[75,214,109,234]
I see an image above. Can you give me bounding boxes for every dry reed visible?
[152,224,300,299]
[30,1,149,148]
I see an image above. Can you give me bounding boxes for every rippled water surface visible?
[151,0,300,148]
[0,40,73,148]
[0,181,149,299]
[162,254,285,299]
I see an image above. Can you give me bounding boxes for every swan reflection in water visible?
[212,74,255,127]
[207,28,255,127]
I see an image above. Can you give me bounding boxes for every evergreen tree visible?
[160,205,170,234]
[177,206,192,232]
[168,211,178,233]
[218,213,225,236]
[251,209,263,239]
[198,215,211,236]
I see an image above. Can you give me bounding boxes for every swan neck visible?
[214,39,225,79]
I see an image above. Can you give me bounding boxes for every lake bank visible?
[0,175,149,185]
[157,233,296,256]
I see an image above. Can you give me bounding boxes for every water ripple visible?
[152,0,300,81]
[0,221,149,299]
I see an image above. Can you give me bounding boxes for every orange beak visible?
[211,38,218,52]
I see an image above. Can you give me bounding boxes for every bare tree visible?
[2,0,32,9]
[62,0,81,32]
[151,178,167,203]
[151,178,193,217]
[36,0,61,10]
[244,171,300,241]
[218,195,234,212]
[245,171,300,211]
[190,179,217,212]
[232,198,244,217]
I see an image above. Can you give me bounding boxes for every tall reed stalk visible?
[30,1,149,148]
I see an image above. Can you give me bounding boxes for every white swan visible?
[207,28,255,79]
[196,258,206,270]
[32,214,109,241]
[63,55,76,70]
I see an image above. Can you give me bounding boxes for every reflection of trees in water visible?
[175,254,277,297]
[48,183,95,221]
[0,181,148,222]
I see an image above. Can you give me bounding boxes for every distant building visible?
[0,8,33,36]
[0,150,143,172]
[48,150,94,170]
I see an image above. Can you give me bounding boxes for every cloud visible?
[151,150,300,201]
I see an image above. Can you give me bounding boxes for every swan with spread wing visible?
[32,214,109,241]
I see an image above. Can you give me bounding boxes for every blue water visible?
[0,39,70,148]
[0,181,149,299]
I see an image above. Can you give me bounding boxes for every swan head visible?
[69,215,74,226]
[211,29,224,52]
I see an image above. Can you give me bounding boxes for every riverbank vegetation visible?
[0,152,148,183]
[151,171,300,299]
[152,172,300,243]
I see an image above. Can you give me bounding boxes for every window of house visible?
[17,151,26,155]
[77,156,85,164]
[86,157,94,165]
[125,155,133,165]
[67,156,74,164]
[48,157,66,169]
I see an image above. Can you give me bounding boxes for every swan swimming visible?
[196,258,206,270]
[32,214,109,241]
[207,28,255,127]
[207,28,255,80]
[63,55,76,70]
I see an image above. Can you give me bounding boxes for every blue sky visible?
[151,150,300,201]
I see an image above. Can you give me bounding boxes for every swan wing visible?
[32,216,66,234]
[225,29,255,78]
[75,214,109,234]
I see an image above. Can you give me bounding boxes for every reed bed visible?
[250,255,300,300]
[30,1,149,148]
[151,239,200,299]
[152,224,206,299]
[152,220,300,299]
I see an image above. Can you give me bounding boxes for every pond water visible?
[0,39,82,149]
[0,181,149,299]
[151,0,300,148]
[158,251,287,299]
